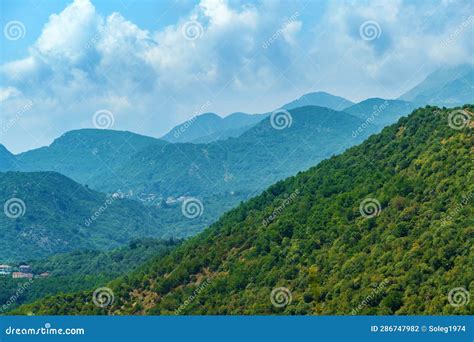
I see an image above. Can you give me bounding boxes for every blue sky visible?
[0,0,473,153]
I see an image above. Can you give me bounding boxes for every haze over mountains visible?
[399,64,474,107]
[160,91,356,144]
[1,62,473,316]
[0,172,166,261]
[1,66,472,247]
[14,105,473,315]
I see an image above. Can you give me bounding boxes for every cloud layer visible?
[0,0,473,152]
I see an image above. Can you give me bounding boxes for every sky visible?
[0,0,473,153]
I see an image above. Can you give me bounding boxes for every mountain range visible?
[0,171,167,261]
[13,105,473,315]
[399,64,474,107]
[1,65,472,260]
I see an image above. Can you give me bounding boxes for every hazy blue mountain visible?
[12,129,164,188]
[91,106,373,237]
[190,124,256,143]
[344,98,417,128]
[161,112,267,144]
[16,105,473,315]
[101,106,369,195]
[399,64,474,107]
[162,92,355,144]
[0,144,17,171]
[0,171,167,262]
[282,91,354,111]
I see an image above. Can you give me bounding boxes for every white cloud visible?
[0,0,473,153]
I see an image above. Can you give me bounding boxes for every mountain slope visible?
[0,171,167,261]
[162,92,354,144]
[0,238,179,313]
[0,144,17,171]
[400,64,474,107]
[161,112,266,144]
[282,91,354,111]
[93,106,371,236]
[108,106,367,194]
[12,129,164,188]
[344,98,416,128]
[15,105,473,315]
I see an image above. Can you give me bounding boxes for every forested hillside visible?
[14,105,473,315]
[0,239,179,313]
[0,171,167,261]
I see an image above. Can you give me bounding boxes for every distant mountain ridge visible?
[15,105,473,315]
[344,98,417,128]
[8,129,164,187]
[282,91,354,111]
[399,64,474,107]
[161,112,267,144]
[0,171,167,261]
[0,144,16,171]
[161,92,355,144]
